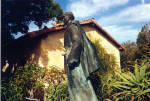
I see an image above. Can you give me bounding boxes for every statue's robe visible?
[64,21,102,101]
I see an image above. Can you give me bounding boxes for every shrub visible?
[93,39,118,74]
[136,31,150,60]
[1,65,69,101]
[46,83,69,101]
[121,41,138,72]
[91,38,150,101]
[121,31,150,72]
[103,59,150,101]
[89,38,118,100]
[1,64,44,101]
[44,66,69,101]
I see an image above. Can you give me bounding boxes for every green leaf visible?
[134,61,140,82]
[113,84,130,90]
[138,89,150,96]
[113,81,133,86]
[116,73,129,82]
[139,62,147,79]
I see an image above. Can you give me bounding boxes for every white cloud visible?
[99,4,150,26]
[103,25,139,43]
[141,0,145,4]
[67,0,129,18]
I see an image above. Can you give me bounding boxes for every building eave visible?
[13,18,124,51]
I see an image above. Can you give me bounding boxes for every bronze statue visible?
[63,12,102,101]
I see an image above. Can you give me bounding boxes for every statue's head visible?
[63,12,74,25]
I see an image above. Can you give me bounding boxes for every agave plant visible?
[111,59,150,101]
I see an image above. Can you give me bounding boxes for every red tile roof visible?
[22,18,124,51]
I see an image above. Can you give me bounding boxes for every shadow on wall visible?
[1,36,43,77]
[27,32,65,67]
[42,31,65,51]
[1,32,65,77]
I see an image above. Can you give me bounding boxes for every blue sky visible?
[27,0,150,43]
[56,0,150,43]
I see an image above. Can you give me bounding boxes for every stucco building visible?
[2,19,124,75]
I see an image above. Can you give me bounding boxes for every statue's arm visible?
[67,25,82,67]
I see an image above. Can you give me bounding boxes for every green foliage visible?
[120,27,150,71]
[90,39,118,100]
[43,66,66,86]
[137,31,150,46]
[93,39,118,74]
[91,38,150,101]
[46,83,69,101]
[1,65,69,101]
[121,41,138,72]
[136,31,150,59]
[44,66,69,101]
[100,74,119,100]
[1,64,44,101]
[2,0,63,45]
[121,31,150,71]
[103,59,150,101]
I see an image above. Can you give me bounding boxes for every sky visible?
[27,0,150,43]
[56,0,150,43]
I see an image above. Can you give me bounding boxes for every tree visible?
[2,0,63,45]
[120,41,138,71]
[136,31,150,59]
[141,23,150,32]
[121,23,150,71]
